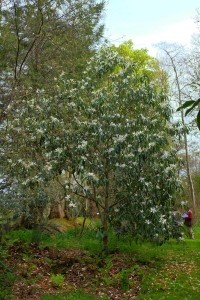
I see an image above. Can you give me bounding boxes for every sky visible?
[104,0,199,56]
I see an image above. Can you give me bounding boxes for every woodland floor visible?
[5,241,143,300]
[1,226,200,300]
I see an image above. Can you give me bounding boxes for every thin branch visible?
[13,1,20,81]
[18,4,44,76]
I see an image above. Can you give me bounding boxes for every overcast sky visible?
[104,0,199,56]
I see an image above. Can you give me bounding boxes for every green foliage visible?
[50,274,64,288]
[7,229,33,243]
[0,0,105,105]
[177,98,200,130]
[0,0,106,216]
[0,255,15,300]
[1,44,183,247]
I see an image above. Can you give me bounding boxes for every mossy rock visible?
[46,218,75,233]
[45,217,101,234]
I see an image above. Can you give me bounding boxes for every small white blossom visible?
[43,164,52,171]
[119,164,126,168]
[87,173,98,181]
[162,151,169,158]
[78,140,88,149]
[108,147,115,153]
[150,207,157,213]
[159,215,167,224]
[55,148,63,154]
[69,202,76,208]
[36,129,44,134]
[50,116,59,123]
[181,201,186,206]
[68,102,76,107]
[113,134,127,143]
[145,220,151,225]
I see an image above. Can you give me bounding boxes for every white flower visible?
[148,142,155,148]
[159,215,167,224]
[45,152,52,158]
[81,156,87,161]
[22,179,29,186]
[68,102,76,107]
[110,122,117,127]
[69,202,76,208]
[45,165,52,171]
[150,207,157,213]
[36,129,44,134]
[164,167,171,173]
[77,140,88,149]
[55,148,62,154]
[145,220,151,225]
[162,151,169,158]
[87,173,98,181]
[119,164,126,168]
[113,134,127,143]
[50,116,59,123]
[108,148,115,153]
[181,201,186,206]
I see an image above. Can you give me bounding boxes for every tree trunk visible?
[102,170,109,254]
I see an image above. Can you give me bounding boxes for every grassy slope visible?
[1,225,200,299]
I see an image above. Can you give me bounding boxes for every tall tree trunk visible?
[102,170,109,254]
[163,48,196,208]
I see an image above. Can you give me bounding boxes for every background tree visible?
[174,9,200,130]
[0,0,105,117]
[157,43,197,208]
[0,0,105,196]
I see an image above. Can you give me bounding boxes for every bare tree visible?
[157,43,196,208]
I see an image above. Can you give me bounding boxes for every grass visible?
[41,290,100,300]
[2,224,200,299]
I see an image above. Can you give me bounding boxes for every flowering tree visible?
[1,45,182,250]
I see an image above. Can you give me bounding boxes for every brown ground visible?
[6,242,142,300]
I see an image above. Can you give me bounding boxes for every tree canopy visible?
[1,43,183,248]
[0,0,105,118]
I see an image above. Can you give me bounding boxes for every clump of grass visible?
[41,289,102,300]
[0,257,15,300]
[50,274,64,288]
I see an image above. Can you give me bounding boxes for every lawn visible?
[1,225,200,299]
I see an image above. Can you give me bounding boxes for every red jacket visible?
[184,209,193,226]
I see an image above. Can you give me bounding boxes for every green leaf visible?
[177,100,195,111]
[185,98,200,116]
[197,110,200,131]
